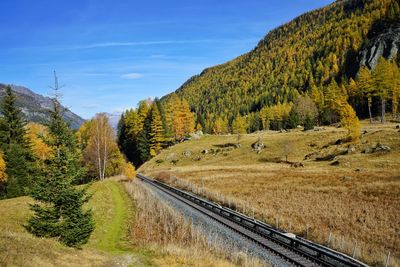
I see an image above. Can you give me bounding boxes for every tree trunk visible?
[381,98,386,124]
[102,121,108,180]
[368,98,372,124]
[96,122,102,180]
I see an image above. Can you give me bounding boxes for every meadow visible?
[140,121,400,267]
[0,176,262,266]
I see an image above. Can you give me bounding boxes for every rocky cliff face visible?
[0,84,85,129]
[359,20,400,70]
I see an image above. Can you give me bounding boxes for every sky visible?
[0,0,334,119]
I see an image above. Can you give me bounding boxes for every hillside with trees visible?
[162,0,400,134]
[118,97,195,166]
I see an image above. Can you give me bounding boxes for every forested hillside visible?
[164,0,400,133]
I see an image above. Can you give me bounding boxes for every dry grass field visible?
[0,176,264,267]
[124,180,266,267]
[140,121,400,267]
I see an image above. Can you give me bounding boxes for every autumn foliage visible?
[118,97,195,166]
[123,162,136,181]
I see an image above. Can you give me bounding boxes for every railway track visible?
[137,173,369,267]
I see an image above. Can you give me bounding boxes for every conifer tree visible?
[303,115,315,131]
[212,117,225,135]
[180,99,195,136]
[122,109,140,166]
[373,57,392,123]
[148,103,164,157]
[117,113,126,150]
[232,115,247,134]
[172,98,195,140]
[0,86,37,197]
[27,73,94,247]
[287,109,300,129]
[358,66,375,123]
[0,151,7,198]
[163,94,180,140]
[347,78,358,98]
[134,101,150,136]
[391,61,400,116]
[337,101,361,140]
[136,115,151,163]
[155,99,168,139]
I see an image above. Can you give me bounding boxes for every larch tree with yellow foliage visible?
[0,151,7,187]
[357,66,375,124]
[122,162,136,181]
[148,102,164,157]
[373,57,392,123]
[232,115,247,134]
[337,101,361,140]
[172,98,195,140]
[26,122,52,161]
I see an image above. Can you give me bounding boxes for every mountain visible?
[0,84,85,129]
[164,0,400,131]
[104,112,121,130]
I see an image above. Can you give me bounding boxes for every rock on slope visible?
[359,20,400,69]
[0,83,85,128]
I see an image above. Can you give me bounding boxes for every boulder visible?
[189,133,201,140]
[304,152,318,160]
[165,153,176,160]
[362,147,374,154]
[192,156,201,161]
[251,139,265,151]
[330,160,340,166]
[182,150,192,157]
[291,162,305,168]
[362,143,391,154]
[375,143,391,153]
[201,149,208,154]
[347,145,356,154]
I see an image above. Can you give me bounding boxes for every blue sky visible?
[0,0,334,119]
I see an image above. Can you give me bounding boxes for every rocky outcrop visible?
[359,20,400,70]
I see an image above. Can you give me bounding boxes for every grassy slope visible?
[0,178,148,267]
[140,122,400,266]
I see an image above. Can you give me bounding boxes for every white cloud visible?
[121,73,143,79]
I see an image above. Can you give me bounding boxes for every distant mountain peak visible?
[0,83,85,128]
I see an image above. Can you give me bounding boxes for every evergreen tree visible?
[148,103,164,157]
[136,116,151,163]
[26,74,94,247]
[303,115,315,131]
[123,109,140,166]
[0,86,37,198]
[155,99,168,140]
[287,109,300,129]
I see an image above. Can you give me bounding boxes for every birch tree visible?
[85,113,116,180]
